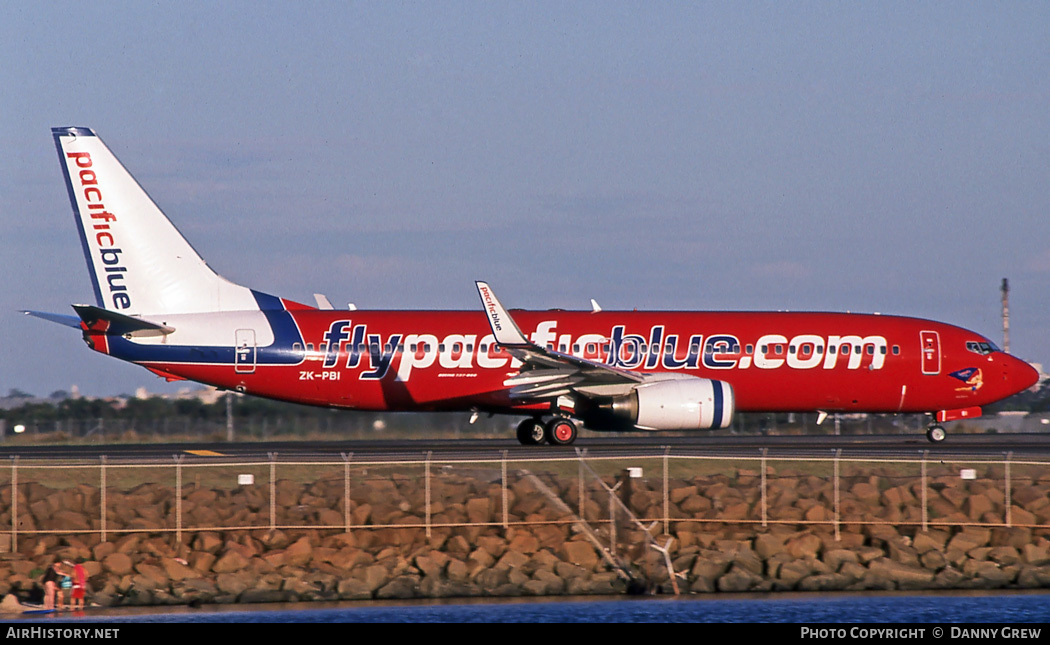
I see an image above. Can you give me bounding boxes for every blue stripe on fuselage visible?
[102,290,306,366]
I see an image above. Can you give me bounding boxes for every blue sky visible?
[3,2,1049,397]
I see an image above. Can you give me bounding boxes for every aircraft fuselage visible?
[87,303,1035,420]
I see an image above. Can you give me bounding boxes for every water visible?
[20,592,1050,623]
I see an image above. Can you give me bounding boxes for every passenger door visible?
[920,330,940,375]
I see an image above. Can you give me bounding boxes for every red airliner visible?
[27,127,1039,445]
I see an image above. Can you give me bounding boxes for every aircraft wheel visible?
[516,418,546,445]
[545,417,578,446]
[926,425,947,443]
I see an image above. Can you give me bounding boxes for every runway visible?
[1,432,1048,463]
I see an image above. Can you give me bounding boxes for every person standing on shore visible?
[66,559,87,611]
[58,564,73,610]
[41,563,59,610]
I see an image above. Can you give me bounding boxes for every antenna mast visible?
[1001,278,1010,354]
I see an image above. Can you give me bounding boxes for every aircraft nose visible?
[1005,355,1040,393]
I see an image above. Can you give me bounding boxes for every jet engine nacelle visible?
[599,377,735,431]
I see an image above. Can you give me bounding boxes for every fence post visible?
[609,478,618,558]
[921,450,928,533]
[663,446,670,536]
[425,451,432,539]
[760,448,768,528]
[502,450,509,529]
[10,456,17,553]
[577,449,585,520]
[833,449,841,542]
[1005,451,1013,528]
[174,455,183,545]
[268,452,277,532]
[100,456,107,543]
[342,452,353,533]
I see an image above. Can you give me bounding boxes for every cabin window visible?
[745,344,754,354]
[892,346,900,355]
[292,342,302,352]
[789,345,796,354]
[774,344,784,354]
[306,343,314,352]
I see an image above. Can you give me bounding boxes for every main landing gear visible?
[515,417,579,446]
[926,425,947,443]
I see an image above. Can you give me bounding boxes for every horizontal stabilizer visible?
[22,310,83,329]
[72,304,175,337]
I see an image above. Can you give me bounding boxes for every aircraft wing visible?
[475,281,643,400]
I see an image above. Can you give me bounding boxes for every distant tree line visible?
[0,378,1045,443]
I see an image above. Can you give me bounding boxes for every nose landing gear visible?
[926,425,946,443]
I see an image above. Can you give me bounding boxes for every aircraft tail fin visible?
[52,127,261,316]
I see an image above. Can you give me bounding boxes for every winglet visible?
[475,281,531,347]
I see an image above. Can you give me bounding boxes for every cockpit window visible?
[966,340,1000,355]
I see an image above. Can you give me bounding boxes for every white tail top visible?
[53,127,259,316]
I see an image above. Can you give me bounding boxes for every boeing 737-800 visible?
[25,127,1040,445]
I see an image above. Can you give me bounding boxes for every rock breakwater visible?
[2,462,1049,607]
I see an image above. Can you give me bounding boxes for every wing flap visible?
[474,281,645,405]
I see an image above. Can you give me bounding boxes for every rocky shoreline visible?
[2,463,1050,608]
